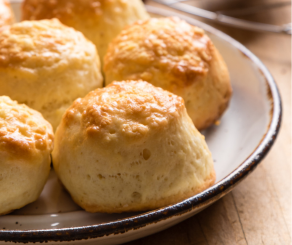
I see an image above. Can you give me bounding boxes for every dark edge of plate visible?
[0,5,282,243]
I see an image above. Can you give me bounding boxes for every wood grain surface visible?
[125,1,291,244]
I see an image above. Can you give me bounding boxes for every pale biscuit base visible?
[52,81,215,213]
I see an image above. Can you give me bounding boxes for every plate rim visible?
[0,4,282,243]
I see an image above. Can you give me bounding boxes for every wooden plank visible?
[231,163,291,245]
[196,195,248,245]
[260,59,291,236]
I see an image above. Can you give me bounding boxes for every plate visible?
[0,2,282,244]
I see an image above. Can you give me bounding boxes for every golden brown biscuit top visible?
[0,19,95,69]
[23,0,136,22]
[0,96,54,158]
[0,0,14,27]
[104,17,212,86]
[64,81,184,143]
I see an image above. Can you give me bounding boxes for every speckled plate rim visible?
[0,4,282,243]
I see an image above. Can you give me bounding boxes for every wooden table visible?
[125,1,291,244]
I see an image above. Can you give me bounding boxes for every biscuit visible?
[0,0,15,28]
[52,80,215,213]
[0,96,54,215]
[104,17,232,130]
[22,0,149,66]
[0,19,103,130]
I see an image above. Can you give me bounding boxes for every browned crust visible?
[64,80,185,142]
[0,97,54,161]
[104,17,211,88]
[22,0,111,22]
[0,19,89,69]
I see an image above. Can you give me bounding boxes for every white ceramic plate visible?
[0,2,282,245]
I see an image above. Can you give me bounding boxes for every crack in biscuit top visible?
[65,81,184,143]
[0,19,94,69]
